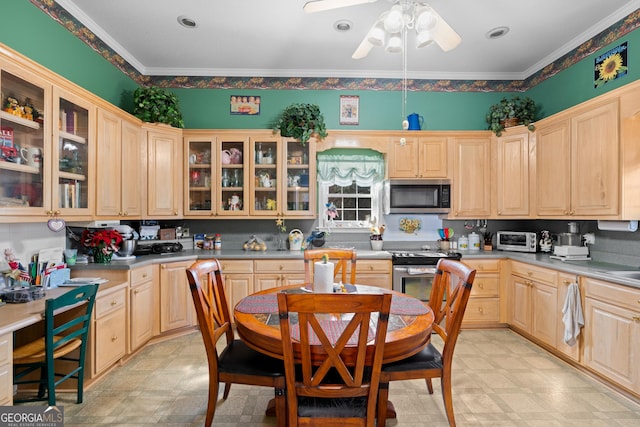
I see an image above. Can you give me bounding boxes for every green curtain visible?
[316,149,385,186]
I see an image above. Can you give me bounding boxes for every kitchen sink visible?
[605,270,640,280]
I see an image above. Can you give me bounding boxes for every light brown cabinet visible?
[556,272,581,362]
[536,99,619,218]
[183,132,215,217]
[509,261,558,348]
[145,124,183,218]
[0,332,12,405]
[96,108,143,218]
[495,128,530,217]
[129,265,155,352]
[254,259,306,292]
[218,259,254,311]
[91,283,127,376]
[351,259,392,289]
[461,259,501,326]
[388,135,448,178]
[583,277,640,394]
[159,261,195,332]
[450,134,492,218]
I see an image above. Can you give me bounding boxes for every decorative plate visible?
[399,218,421,234]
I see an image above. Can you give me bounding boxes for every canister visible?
[457,235,469,250]
[468,232,481,251]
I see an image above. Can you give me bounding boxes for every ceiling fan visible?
[303,0,462,59]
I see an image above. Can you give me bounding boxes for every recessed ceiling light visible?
[177,15,197,29]
[334,20,352,32]
[486,26,509,39]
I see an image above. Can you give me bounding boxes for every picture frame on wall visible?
[339,95,359,125]
[230,95,261,115]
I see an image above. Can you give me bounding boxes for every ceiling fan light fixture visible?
[385,34,403,53]
[383,5,404,34]
[416,29,434,48]
[367,25,386,46]
[415,7,436,32]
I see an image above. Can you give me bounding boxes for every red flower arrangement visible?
[81,229,123,256]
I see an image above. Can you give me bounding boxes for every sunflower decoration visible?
[275,218,286,233]
[594,51,627,88]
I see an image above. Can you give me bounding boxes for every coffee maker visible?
[551,222,590,260]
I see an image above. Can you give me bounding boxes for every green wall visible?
[2,0,639,130]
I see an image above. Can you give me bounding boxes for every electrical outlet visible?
[583,233,595,244]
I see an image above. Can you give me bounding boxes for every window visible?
[316,149,385,230]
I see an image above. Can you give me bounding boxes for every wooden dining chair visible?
[185,259,286,427]
[377,258,476,427]
[13,284,99,405]
[277,291,392,427]
[303,248,357,285]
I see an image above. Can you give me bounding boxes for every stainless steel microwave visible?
[386,179,451,214]
[496,231,538,252]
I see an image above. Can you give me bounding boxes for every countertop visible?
[68,247,640,291]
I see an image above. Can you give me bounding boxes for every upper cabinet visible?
[449,134,492,218]
[145,124,183,219]
[96,108,143,218]
[536,99,619,218]
[217,133,249,216]
[388,134,448,178]
[494,127,531,217]
[282,137,316,217]
[184,131,215,217]
[617,83,640,220]
[250,134,281,216]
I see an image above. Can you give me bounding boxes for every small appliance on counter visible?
[550,222,590,261]
[496,231,538,252]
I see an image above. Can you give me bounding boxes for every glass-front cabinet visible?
[282,138,315,217]
[251,136,281,216]
[52,87,94,215]
[184,133,215,216]
[0,64,51,217]
[217,135,249,216]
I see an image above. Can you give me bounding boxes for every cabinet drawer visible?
[583,277,640,312]
[463,258,501,272]
[220,259,254,274]
[255,259,304,273]
[463,298,500,322]
[0,366,11,405]
[510,261,557,286]
[95,287,127,319]
[130,265,153,285]
[470,274,499,297]
[355,260,391,274]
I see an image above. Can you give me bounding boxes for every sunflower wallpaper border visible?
[594,41,628,88]
[28,1,640,92]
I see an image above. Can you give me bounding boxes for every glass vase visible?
[275,232,286,251]
[93,248,113,264]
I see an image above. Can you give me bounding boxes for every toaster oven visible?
[496,231,538,253]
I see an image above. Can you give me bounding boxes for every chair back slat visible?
[303,249,357,285]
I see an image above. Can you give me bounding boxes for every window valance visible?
[316,149,385,187]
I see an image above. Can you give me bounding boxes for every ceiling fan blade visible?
[352,38,374,59]
[431,10,462,52]
[304,0,377,13]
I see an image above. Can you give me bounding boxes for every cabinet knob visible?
[111,300,118,306]
[569,210,575,215]
[478,282,484,289]
[478,307,483,314]
[279,265,284,270]
[527,271,533,276]
[633,316,640,322]
[111,335,118,342]
[563,279,571,285]
[497,211,502,215]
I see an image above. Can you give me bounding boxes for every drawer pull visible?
[633,316,640,322]
[111,300,118,306]
[563,279,571,285]
[478,282,484,289]
[111,335,118,342]
[134,290,139,295]
[527,271,533,276]
[478,307,483,314]
[369,266,374,271]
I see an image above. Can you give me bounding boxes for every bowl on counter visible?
[117,240,137,257]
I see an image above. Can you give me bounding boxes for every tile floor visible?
[19,329,640,426]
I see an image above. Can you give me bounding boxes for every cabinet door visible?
[130,279,154,351]
[509,275,531,333]
[217,134,249,216]
[388,136,419,178]
[224,273,253,312]
[535,118,571,216]
[556,273,580,362]
[146,126,182,218]
[496,130,529,217]
[94,308,127,374]
[185,134,215,216]
[160,261,193,332]
[570,100,619,216]
[451,136,491,218]
[283,137,315,217]
[96,108,122,216]
[0,333,12,405]
[251,136,281,216]
[584,297,639,392]
[418,136,448,178]
[120,119,143,217]
[531,282,557,347]
[255,275,282,292]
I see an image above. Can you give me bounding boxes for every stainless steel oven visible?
[390,251,461,302]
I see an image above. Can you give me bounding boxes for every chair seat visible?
[298,396,367,418]
[219,340,284,377]
[14,336,82,365]
[382,343,442,373]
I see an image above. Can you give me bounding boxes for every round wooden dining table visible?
[233,284,435,365]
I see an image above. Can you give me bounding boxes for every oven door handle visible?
[393,266,437,275]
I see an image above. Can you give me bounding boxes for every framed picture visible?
[230,95,261,115]
[339,95,359,125]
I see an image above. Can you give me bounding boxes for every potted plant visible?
[273,103,328,146]
[133,86,185,128]
[486,96,537,136]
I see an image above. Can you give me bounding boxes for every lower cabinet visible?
[159,260,195,332]
[129,265,155,352]
[556,272,581,362]
[583,277,640,394]
[509,261,558,347]
[461,259,502,326]
[352,259,392,289]
[254,259,306,292]
[0,332,12,405]
[219,259,254,311]
[92,283,127,377]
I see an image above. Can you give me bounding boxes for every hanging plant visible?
[133,86,185,128]
[485,96,537,136]
[273,103,328,146]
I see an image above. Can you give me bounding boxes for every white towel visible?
[562,282,584,346]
